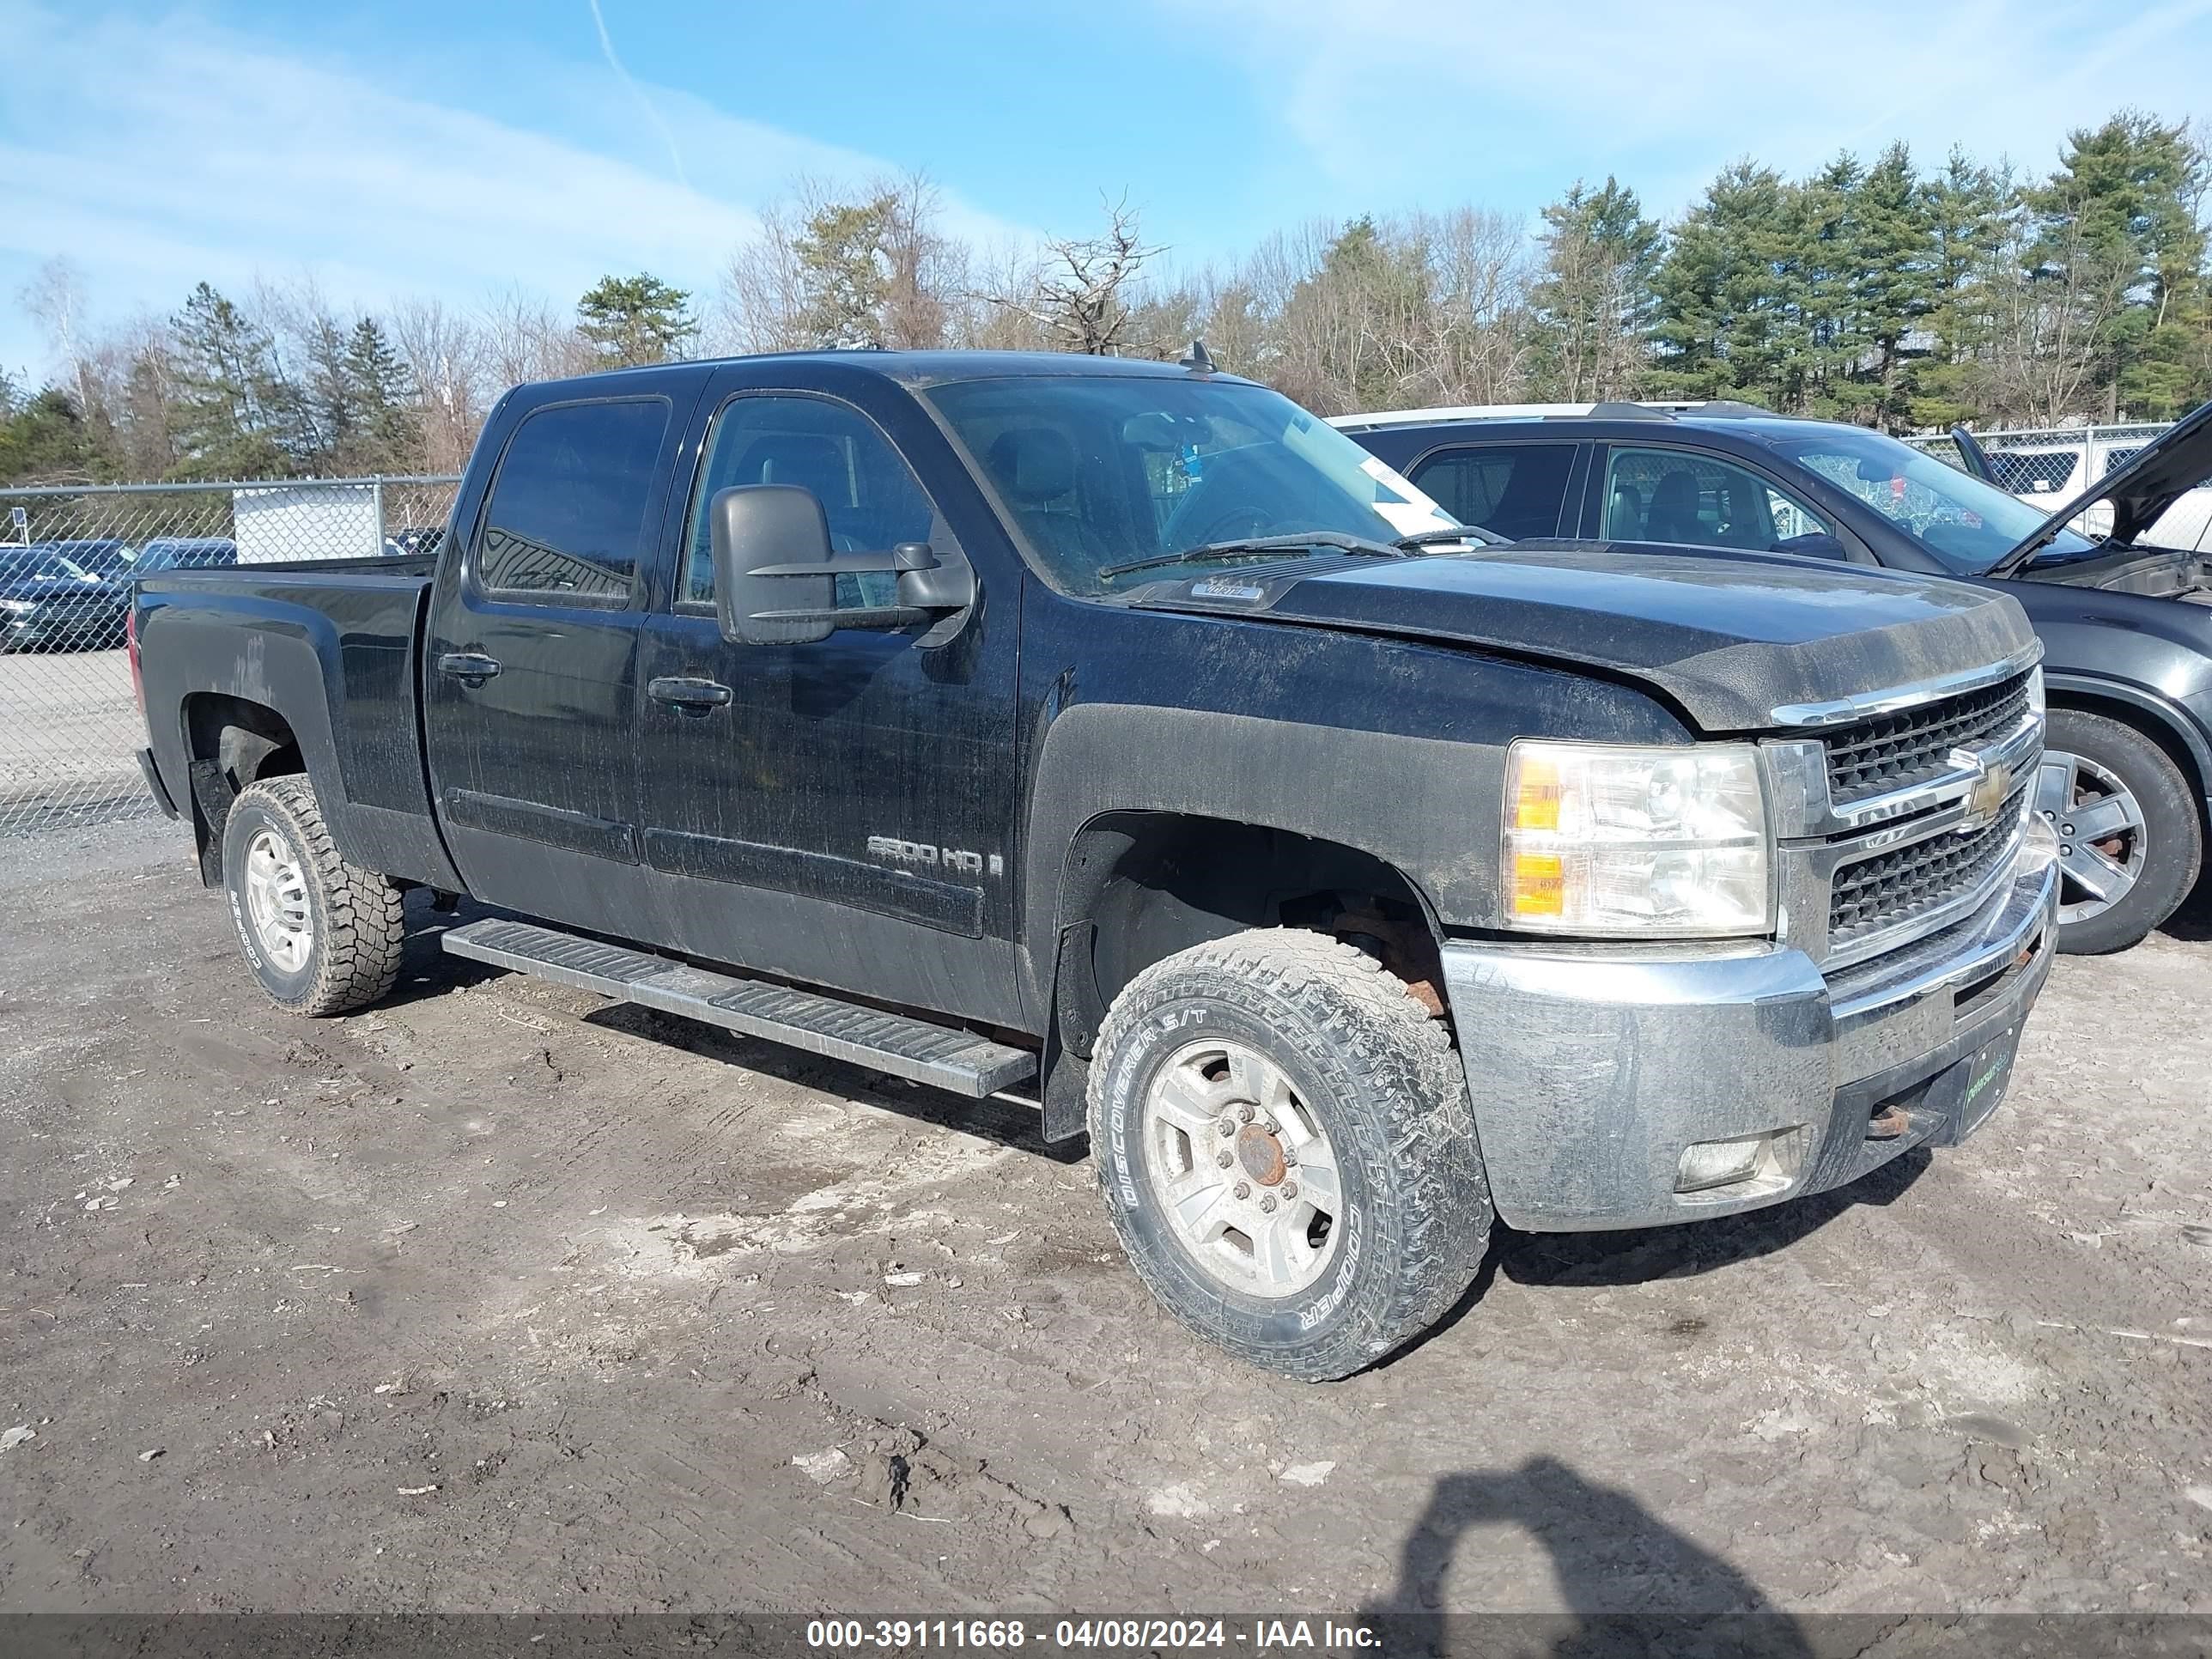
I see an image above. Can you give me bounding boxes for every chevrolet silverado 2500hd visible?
[131,350,2060,1378]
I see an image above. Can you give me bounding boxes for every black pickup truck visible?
[131,350,2060,1378]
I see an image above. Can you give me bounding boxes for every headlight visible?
[1502,740,1772,936]
[2026,665,2045,717]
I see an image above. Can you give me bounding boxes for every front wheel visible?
[220,775,406,1015]
[2039,708,2202,955]
[1087,929,1491,1380]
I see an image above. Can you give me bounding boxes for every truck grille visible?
[1827,788,2027,951]
[1823,672,2033,805]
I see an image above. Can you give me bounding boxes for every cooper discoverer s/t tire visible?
[1088,928,1492,1381]
[220,775,406,1016]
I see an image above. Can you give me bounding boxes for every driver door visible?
[631,379,1024,1025]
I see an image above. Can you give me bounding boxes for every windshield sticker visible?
[1358,455,1455,538]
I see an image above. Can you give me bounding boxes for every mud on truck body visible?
[131,350,2059,1378]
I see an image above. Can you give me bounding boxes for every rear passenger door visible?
[1404,441,1583,540]
[422,384,696,933]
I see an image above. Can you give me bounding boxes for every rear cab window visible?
[474,398,672,605]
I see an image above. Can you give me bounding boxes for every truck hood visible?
[1996,397,2212,572]
[1130,541,2035,732]
[2012,543,2212,599]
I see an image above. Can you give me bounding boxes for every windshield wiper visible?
[1097,532,1407,581]
[1392,525,1505,549]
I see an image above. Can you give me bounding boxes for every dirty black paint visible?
[132,351,2039,1054]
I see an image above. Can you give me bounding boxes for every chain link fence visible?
[0,475,459,836]
[1904,420,2212,550]
[1903,422,2168,496]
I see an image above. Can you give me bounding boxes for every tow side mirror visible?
[710,483,975,647]
[710,484,835,647]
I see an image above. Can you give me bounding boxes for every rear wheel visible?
[1088,928,1491,1381]
[220,775,406,1015]
[2039,708,2202,955]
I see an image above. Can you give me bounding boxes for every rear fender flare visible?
[160,604,356,864]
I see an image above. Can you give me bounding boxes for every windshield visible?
[924,375,1457,595]
[56,539,136,573]
[1777,428,2095,574]
[0,552,96,586]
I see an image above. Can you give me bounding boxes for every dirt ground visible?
[0,649,146,826]
[1,817,2209,1620]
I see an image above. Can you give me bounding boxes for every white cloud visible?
[0,2,1030,375]
[1159,0,2212,217]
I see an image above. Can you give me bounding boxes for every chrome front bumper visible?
[1439,819,2060,1231]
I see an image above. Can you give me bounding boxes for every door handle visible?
[648,676,733,714]
[437,651,502,687]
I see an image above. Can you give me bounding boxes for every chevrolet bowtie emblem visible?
[1952,746,2014,833]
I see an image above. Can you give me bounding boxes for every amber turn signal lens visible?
[1510,851,1565,916]
[1512,755,1562,832]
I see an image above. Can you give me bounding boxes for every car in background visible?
[384,525,446,559]
[0,547,129,651]
[131,537,239,574]
[42,537,141,580]
[1337,399,2212,955]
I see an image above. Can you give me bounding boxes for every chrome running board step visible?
[442,917,1036,1097]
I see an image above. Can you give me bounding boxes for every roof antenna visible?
[1178,338,1217,374]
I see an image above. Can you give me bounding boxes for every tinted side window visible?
[477,398,671,602]
[1602,447,1832,551]
[682,396,935,609]
[1407,444,1575,539]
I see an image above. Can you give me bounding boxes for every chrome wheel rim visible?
[1142,1038,1342,1299]
[2035,749,2147,926]
[243,829,313,974]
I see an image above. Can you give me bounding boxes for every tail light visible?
[126,605,144,718]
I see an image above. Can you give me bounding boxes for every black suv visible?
[1340,401,2212,954]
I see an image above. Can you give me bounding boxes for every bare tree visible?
[1419,207,1535,404]
[878,171,959,349]
[20,256,94,413]
[955,240,1050,349]
[392,297,488,475]
[717,189,815,353]
[477,286,590,390]
[984,195,1164,354]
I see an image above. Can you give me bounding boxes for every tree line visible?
[4,107,2206,489]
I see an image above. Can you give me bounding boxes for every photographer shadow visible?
[1360,1457,1813,1658]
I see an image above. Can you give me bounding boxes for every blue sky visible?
[4,0,2211,380]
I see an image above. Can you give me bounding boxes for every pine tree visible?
[303,313,358,471]
[793,197,896,348]
[167,283,301,478]
[1528,178,1662,400]
[1914,149,2016,425]
[1847,143,1936,428]
[0,381,100,486]
[342,319,422,473]
[577,274,697,368]
[1648,162,1797,404]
